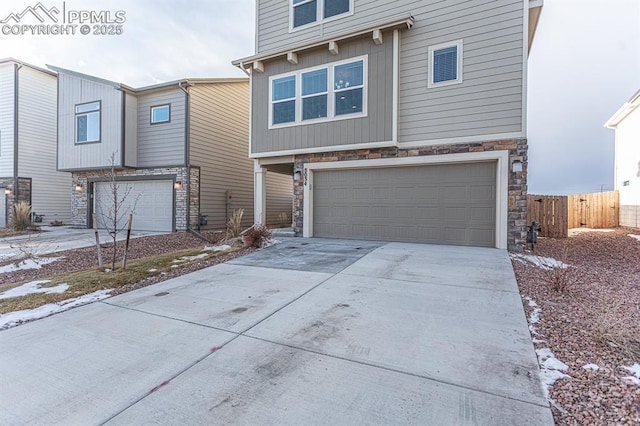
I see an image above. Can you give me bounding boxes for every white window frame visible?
[150,104,171,124]
[427,40,463,89]
[75,100,101,144]
[268,55,368,130]
[289,0,354,32]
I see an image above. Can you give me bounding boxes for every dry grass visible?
[10,202,32,231]
[227,208,244,238]
[0,245,238,314]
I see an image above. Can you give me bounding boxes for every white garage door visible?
[312,162,497,247]
[94,180,173,232]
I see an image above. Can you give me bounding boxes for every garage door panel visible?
[95,180,173,232]
[313,162,496,247]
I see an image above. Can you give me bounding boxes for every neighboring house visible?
[605,89,640,229]
[0,58,71,227]
[233,0,543,249]
[50,66,291,232]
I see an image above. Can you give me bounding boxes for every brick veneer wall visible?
[292,139,528,250]
[71,167,199,231]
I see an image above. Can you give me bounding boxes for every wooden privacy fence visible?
[527,191,619,238]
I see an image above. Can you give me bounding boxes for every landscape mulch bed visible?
[0,231,254,289]
[512,228,640,425]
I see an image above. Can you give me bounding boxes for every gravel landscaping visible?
[511,228,640,425]
[0,231,254,290]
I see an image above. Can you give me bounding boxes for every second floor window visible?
[151,104,171,124]
[270,56,367,128]
[292,0,351,29]
[76,101,100,143]
[428,40,463,88]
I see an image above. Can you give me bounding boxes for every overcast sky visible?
[1,0,639,195]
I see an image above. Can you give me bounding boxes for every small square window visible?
[151,104,170,124]
[623,180,630,187]
[428,40,463,88]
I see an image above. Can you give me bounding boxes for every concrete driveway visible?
[0,239,553,425]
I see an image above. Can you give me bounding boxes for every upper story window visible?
[269,56,367,128]
[75,101,101,143]
[428,40,463,88]
[151,104,171,124]
[291,0,352,30]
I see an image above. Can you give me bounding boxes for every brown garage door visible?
[312,162,496,247]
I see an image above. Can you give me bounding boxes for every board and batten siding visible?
[0,63,15,177]
[255,0,525,147]
[136,89,186,167]
[17,67,71,222]
[189,82,254,230]
[124,93,138,167]
[251,35,393,155]
[57,73,124,170]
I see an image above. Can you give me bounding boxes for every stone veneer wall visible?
[292,139,528,250]
[0,178,32,225]
[71,167,199,231]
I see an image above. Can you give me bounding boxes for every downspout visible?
[13,62,23,208]
[178,81,191,231]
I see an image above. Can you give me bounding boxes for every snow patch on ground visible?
[583,364,600,371]
[568,228,615,237]
[523,296,544,338]
[511,253,569,270]
[148,268,158,272]
[0,280,69,300]
[172,253,209,263]
[0,257,64,274]
[536,347,571,401]
[627,234,640,242]
[261,239,282,249]
[621,364,640,386]
[203,244,232,252]
[0,289,112,330]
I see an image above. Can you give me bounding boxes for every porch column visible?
[254,160,266,224]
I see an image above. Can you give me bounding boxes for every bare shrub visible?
[95,152,140,271]
[227,208,244,238]
[278,212,289,228]
[241,223,272,248]
[10,202,32,231]
[593,300,640,360]
[538,248,578,293]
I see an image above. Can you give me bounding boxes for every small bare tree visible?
[95,153,140,271]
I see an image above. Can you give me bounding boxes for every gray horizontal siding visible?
[266,171,293,226]
[252,35,393,155]
[255,0,525,146]
[57,73,123,170]
[0,64,14,177]
[137,89,186,167]
[398,1,524,142]
[17,67,71,222]
[189,82,253,230]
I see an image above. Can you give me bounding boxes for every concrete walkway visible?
[0,239,553,425]
[0,226,166,261]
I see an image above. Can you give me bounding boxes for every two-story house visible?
[234,0,543,249]
[0,58,71,226]
[50,66,291,232]
[605,89,640,229]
